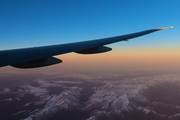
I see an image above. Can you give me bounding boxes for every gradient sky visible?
[0,0,180,72]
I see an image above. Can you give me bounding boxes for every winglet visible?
[154,26,173,30]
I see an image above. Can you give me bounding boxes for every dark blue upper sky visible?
[0,0,180,50]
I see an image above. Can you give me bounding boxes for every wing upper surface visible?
[0,27,172,68]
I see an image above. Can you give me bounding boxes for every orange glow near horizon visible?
[52,46,180,71]
[0,46,180,74]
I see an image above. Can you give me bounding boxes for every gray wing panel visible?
[0,27,172,68]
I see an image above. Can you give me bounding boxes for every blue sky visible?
[0,0,180,50]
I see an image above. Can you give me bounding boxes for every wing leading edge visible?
[0,26,172,68]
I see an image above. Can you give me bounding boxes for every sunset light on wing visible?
[154,26,173,30]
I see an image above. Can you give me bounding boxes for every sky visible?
[0,0,180,72]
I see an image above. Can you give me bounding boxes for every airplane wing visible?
[0,26,172,68]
